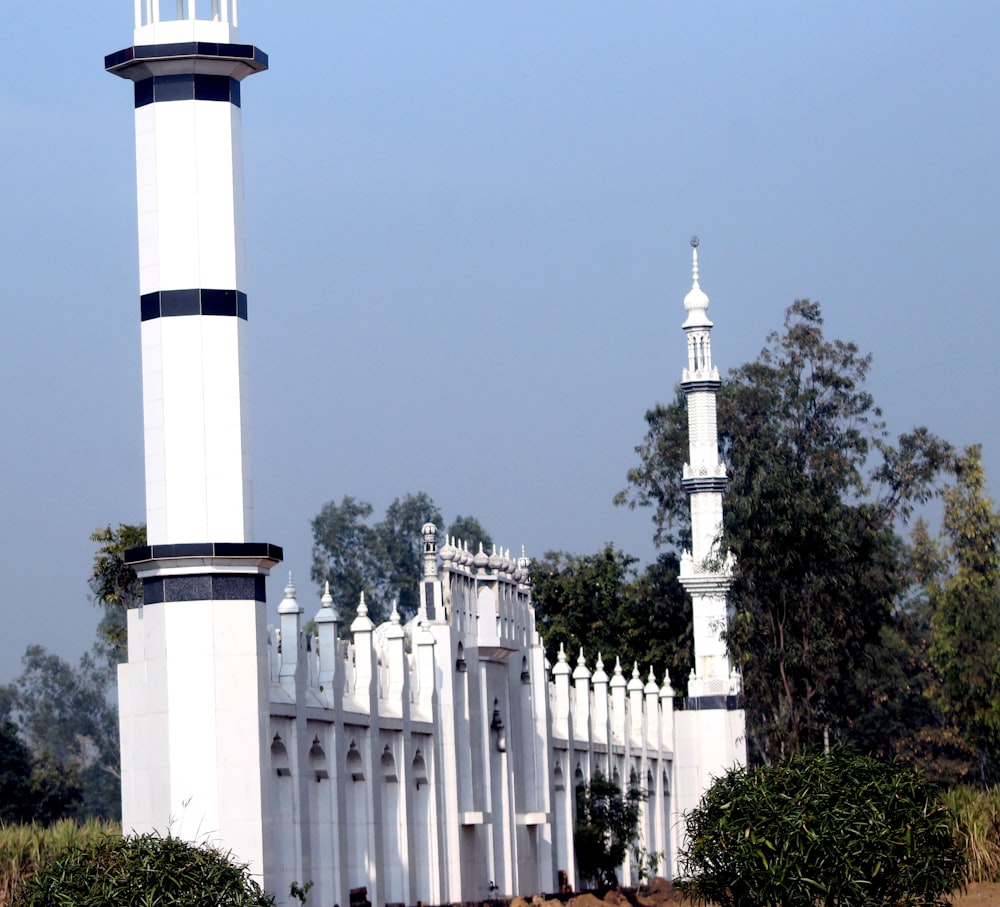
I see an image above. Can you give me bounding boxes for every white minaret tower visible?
[672,238,746,846]
[107,1,279,880]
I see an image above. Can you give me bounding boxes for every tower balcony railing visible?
[136,0,238,27]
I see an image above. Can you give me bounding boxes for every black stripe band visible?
[134,74,241,108]
[142,573,267,604]
[140,289,248,321]
[126,542,283,563]
[106,42,268,74]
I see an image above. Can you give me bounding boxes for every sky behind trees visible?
[1,2,999,681]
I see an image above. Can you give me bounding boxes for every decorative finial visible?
[390,599,401,625]
[557,643,567,663]
[321,581,333,609]
[577,648,586,668]
[278,572,301,614]
[683,236,711,326]
[357,591,368,618]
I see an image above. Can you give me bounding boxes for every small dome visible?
[683,240,714,329]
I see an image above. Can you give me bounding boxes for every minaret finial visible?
[683,236,711,326]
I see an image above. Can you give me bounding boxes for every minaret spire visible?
[677,240,737,692]
[672,237,746,849]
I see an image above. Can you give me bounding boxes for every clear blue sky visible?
[1,2,998,682]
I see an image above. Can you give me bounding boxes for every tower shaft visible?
[672,241,745,831]
[107,2,279,880]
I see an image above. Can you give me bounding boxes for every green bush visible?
[13,832,274,907]
[574,771,645,890]
[679,750,965,907]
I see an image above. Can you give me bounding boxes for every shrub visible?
[574,771,645,890]
[13,832,275,906]
[679,749,965,907]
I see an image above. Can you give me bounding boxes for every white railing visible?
[135,0,238,29]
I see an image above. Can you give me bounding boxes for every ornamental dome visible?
[683,237,713,329]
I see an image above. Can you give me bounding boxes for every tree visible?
[531,546,691,695]
[446,514,493,555]
[310,496,380,622]
[679,750,965,907]
[89,523,146,665]
[14,832,275,906]
[850,517,980,786]
[618,300,954,761]
[375,492,443,620]
[5,646,120,821]
[311,492,485,625]
[574,771,645,891]
[927,445,1000,784]
[0,720,35,824]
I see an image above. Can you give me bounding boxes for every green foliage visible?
[446,514,493,555]
[619,299,954,761]
[0,819,119,907]
[574,771,645,890]
[927,446,1000,784]
[14,832,275,907]
[0,722,34,825]
[89,523,146,665]
[311,493,492,625]
[2,647,120,822]
[531,546,691,695]
[942,785,1000,883]
[680,750,965,907]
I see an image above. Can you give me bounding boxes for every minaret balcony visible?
[131,0,243,47]
[681,369,721,392]
[681,463,728,494]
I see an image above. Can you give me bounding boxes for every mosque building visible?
[105,3,745,904]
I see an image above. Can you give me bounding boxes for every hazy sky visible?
[1,2,998,683]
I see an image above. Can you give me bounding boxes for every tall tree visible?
[618,300,953,761]
[927,445,1000,784]
[311,492,455,624]
[311,496,381,622]
[5,646,120,821]
[531,546,691,694]
[446,514,493,555]
[375,492,443,619]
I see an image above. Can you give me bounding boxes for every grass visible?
[943,786,1000,884]
[0,820,119,907]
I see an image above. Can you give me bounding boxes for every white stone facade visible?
[107,7,745,905]
[258,532,678,906]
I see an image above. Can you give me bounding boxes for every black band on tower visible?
[143,573,267,604]
[140,290,248,321]
[125,542,284,564]
[134,74,241,108]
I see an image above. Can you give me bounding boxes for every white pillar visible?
[107,14,276,884]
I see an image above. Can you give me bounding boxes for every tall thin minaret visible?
[672,238,746,850]
[107,1,280,880]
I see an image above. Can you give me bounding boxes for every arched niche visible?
[381,745,398,783]
[346,740,365,782]
[309,736,329,782]
[412,749,429,789]
[271,733,291,778]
